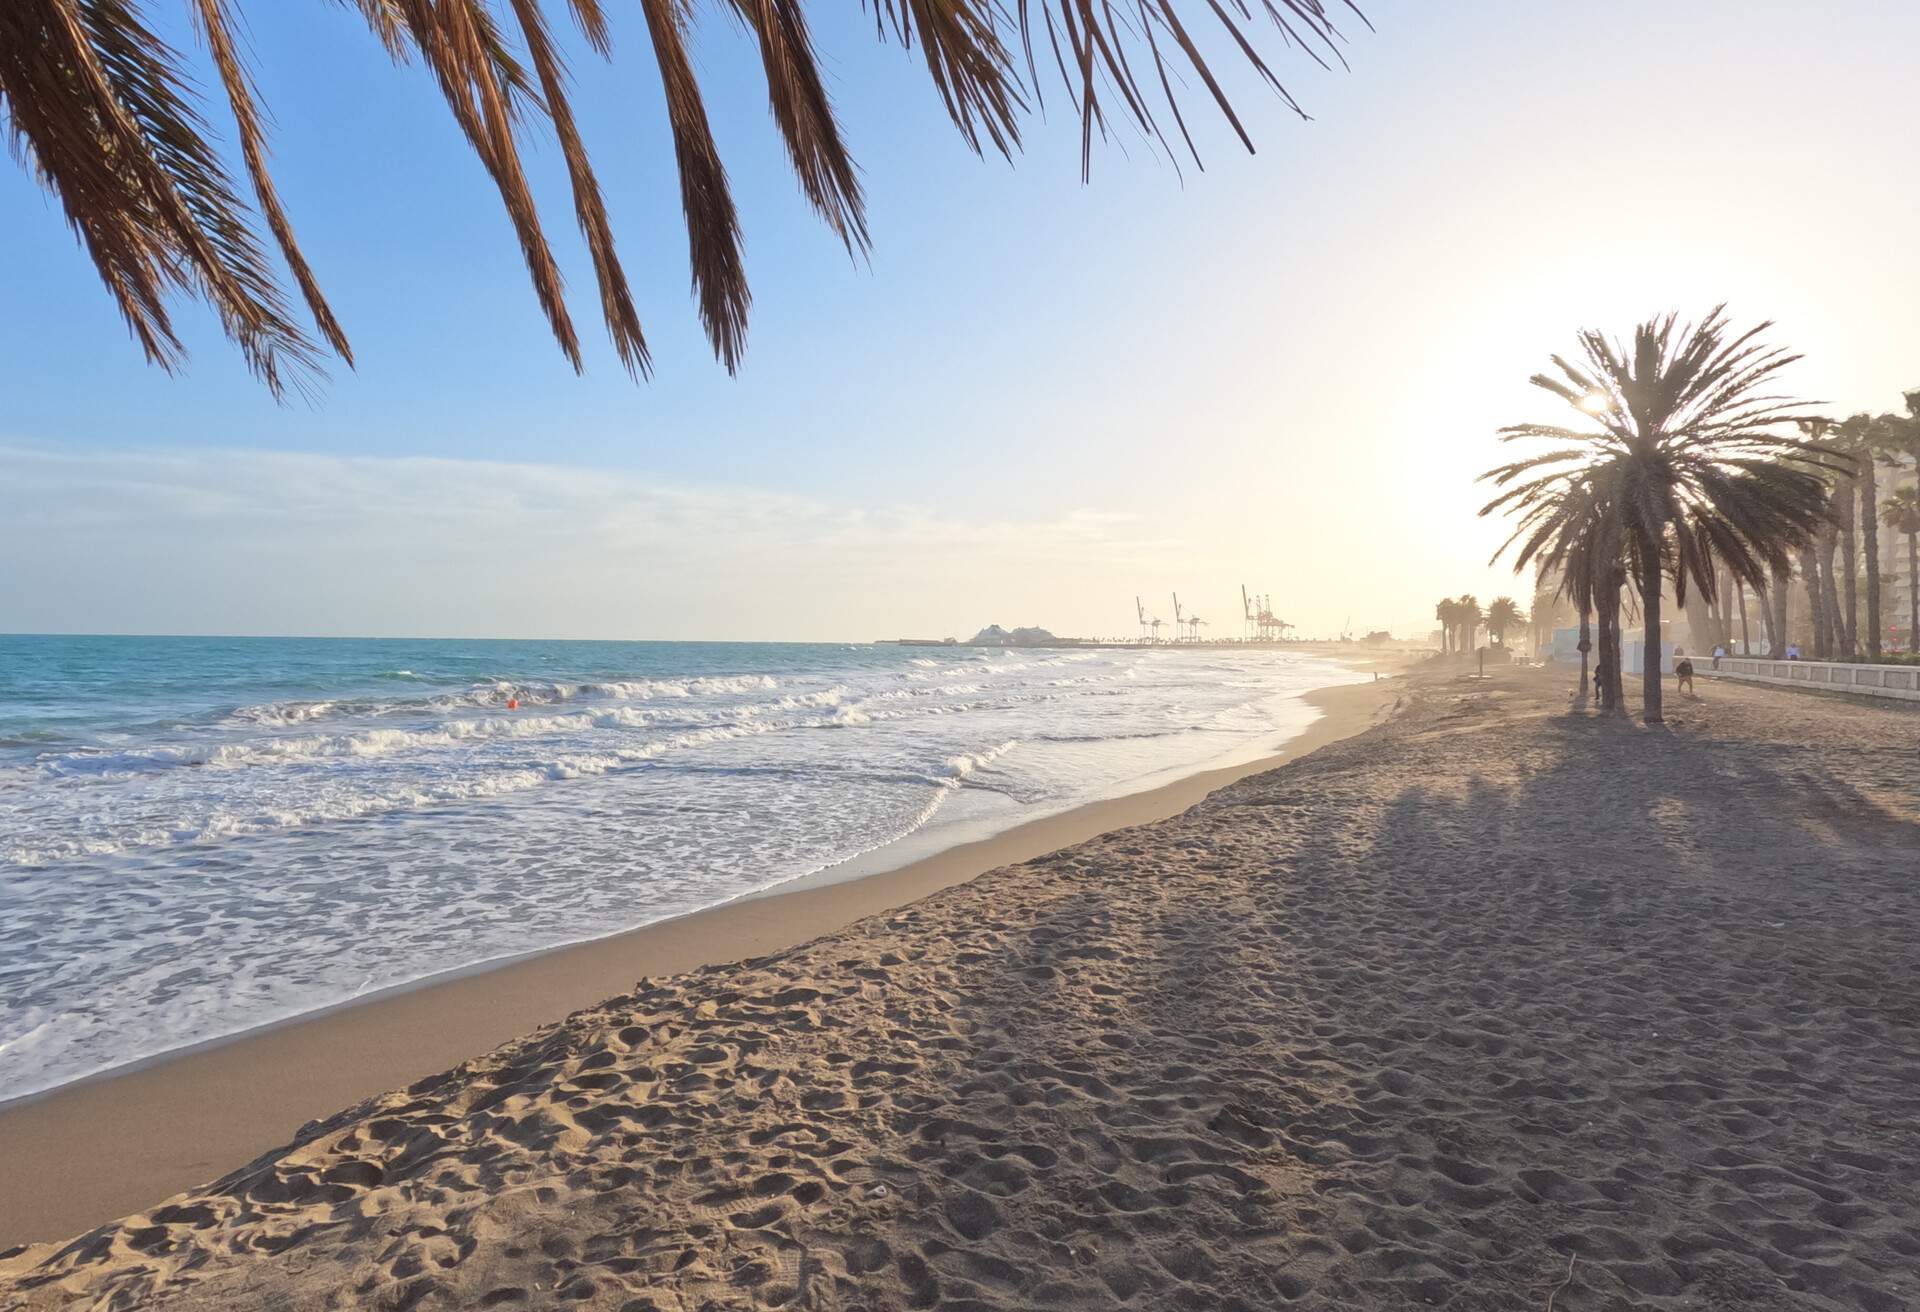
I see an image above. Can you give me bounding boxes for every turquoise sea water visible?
[0,635,1363,1101]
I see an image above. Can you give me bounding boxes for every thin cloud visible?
[0,445,1190,640]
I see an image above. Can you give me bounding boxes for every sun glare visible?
[1578,392,1611,414]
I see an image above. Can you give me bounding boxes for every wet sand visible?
[5,664,1917,1311]
[0,679,1401,1249]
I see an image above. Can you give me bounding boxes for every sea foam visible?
[0,636,1365,1102]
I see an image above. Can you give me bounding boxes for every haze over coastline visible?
[5,2,1920,643]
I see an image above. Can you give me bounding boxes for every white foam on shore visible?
[1,647,1369,1103]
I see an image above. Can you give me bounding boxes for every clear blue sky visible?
[5,1,1919,639]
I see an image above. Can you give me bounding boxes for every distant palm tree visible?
[1,0,1361,396]
[1877,400,1920,653]
[1836,432,1862,658]
[1526,580,1569,653]
[1435,598,1456,654]
[1486,596,1523,647]
[1457,594,1482,652]
[1482,307,1833,723]
[1767,559,1792,658]
[1842,413,1887,659]
[1883,487,1920,653]
[1483,474,1611,709]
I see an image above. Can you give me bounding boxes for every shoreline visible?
[0,676,1401,1247]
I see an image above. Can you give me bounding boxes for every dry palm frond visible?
[636,0,748,370]
[505,0,651,374]
[2,0,331,397]
[4,0,1365,395]
[192,0,353,363]
[722,0,868,253]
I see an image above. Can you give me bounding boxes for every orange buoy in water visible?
[507,697,519,710]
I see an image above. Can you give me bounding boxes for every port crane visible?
[1240,586,1291,642]
[1172,593,1207,642]
[1135,596,1166,643]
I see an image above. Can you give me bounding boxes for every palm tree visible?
[1848,413,1888,659]
[1829,415,1872,657]
[1482,473,1611,709]
[1883,488,1920,653]
[1732,569,1753,655]
[1457,594,1483,652]
[1878,402,1920,653]
[1822,474,1853,657]
[1528,580,1569,653]
[1482,307,1833,723]
[1435,598,1457,654]
[1486,596,1524,648]
[1,0,1360,397]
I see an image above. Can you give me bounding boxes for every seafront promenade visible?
[1701,656,1920,703]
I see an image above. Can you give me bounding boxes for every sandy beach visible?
[5,663,1918,1311]
[0,677,1400,1249]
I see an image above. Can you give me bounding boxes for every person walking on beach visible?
[1713,644,1725,671]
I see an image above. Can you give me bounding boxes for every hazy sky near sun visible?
[4,0,1919,641]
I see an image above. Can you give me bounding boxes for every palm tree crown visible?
[2,0,1362,397]
[1885,487,1920,536]
[1480,307,1834,721]
[1486,596,1524,645]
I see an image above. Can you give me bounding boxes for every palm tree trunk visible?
[1603,567,1628,714]
[1838,474,1859,656]
[1861,464,1881,659]
[1910,530,1919,653]
[1640,545,1664,723]
[1820,530,1846,659]
[1595,587,1615,711]
[1800,545,1827,658]
[1770,561,1791,657]
[1610,575,1629,712]
[1683,592,1716,658]
[1736,573,1752,656]
[1575,604,1591,709]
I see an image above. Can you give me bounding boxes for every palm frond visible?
[2,0,328,397]
[6,0,1366,390]
[637,0,748,369]
[504,0,650,373]
[193,0,353,363]
[723,0,869,252]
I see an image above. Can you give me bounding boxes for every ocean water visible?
[0,635,1364,1102]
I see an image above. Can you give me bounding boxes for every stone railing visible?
[1701,657,1920,703]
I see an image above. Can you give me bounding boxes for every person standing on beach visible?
[1713,644,1725,670]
